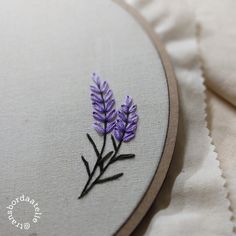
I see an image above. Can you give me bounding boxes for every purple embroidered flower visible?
[90,73,116,135]
[79,74,139,199]
[114,96,138,142]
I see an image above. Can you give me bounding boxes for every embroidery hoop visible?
[113,1,179,235]
[0,0,178,234]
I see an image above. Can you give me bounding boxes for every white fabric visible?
[122,0,234,235]
[206,90,236,233]
[188,1,236,231]
[0,0,169,235]
[189,0,236,106]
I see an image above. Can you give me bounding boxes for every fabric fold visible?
[122,0,234,235]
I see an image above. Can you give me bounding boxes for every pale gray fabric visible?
[0,0,169,235]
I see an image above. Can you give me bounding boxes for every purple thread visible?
[90,73,116,135]
[114,96,138,142]
[79,73,139,199]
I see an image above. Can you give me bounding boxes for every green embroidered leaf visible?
[116,154,135,161]
[81,156,90,177]
[96,173,123,184]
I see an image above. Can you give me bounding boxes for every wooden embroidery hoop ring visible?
[113,1,179,235]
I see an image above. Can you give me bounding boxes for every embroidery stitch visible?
[78,73,138,199]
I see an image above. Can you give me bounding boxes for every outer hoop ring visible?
[113,1,179,235]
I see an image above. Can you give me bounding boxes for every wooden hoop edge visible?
[112,1,179,235]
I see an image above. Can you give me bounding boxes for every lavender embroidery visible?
[114,96,138,142]
[78,73,138,199]
[91,73,116,136]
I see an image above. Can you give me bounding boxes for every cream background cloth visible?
[207,90,236,233]
[189,0,236,232]
[190,0,236,107]
[122,0,234,235]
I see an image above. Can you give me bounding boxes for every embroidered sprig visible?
[78,73,138,199]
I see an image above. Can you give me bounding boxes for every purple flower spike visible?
[79,75,139,199]
[114,96,138,142]
[90,73,116,135]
